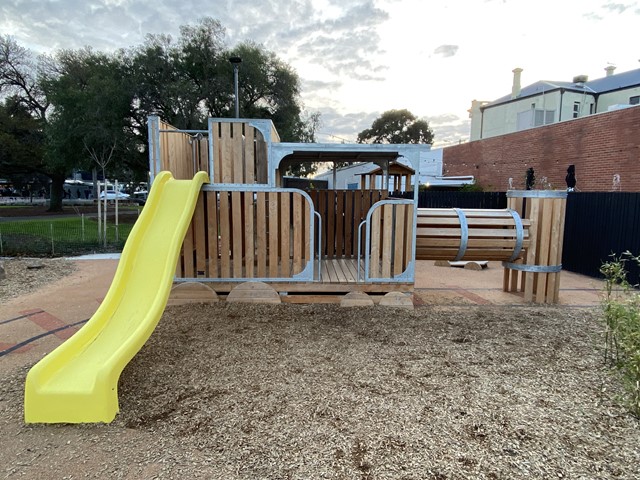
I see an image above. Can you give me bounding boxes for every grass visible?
[601,251,640,417]
[0,216,134,256]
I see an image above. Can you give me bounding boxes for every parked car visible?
[99,191,130,200]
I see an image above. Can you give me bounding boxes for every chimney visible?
[605,65,616,77]
[511,68,523,99]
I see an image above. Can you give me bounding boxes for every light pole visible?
[229,56,242,118]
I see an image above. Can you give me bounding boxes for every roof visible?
[356,161,415,176]
[485,68,640,108]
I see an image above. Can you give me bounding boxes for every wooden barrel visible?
[416,208,530,261]
[502,190,567,304]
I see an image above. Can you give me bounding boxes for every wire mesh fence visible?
[0,216,134,257]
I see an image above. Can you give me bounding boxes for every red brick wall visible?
[443,105,640,192]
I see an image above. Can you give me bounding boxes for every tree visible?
[43,48,138,209]
[0,36,64,208]
[0,96,45,176]
[357,109,434,144]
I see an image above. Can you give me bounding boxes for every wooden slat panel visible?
[381,204,393,278]
[231,191,243,278]
[219,191,231,278]
[524,200,540,302]
[404,205,414,272]
[243,191,255,278]
[182,223,194,278]
[394,205,405,276]
[220,123,232,184]
[370,206,381,278]
[244,125,255,184]
[269,192,279,277]
[280,192,291,277]
[535,199,553,303]
[212,123,221,183]
[326,191,335,258]
[344,190,354,257]
[293,192,303,274]
[552,197,567,302]
[256,192,267,277]
[304,199,311,264]
[206,191,219,278]
[335,191,344,257]
[354,190,362,255]
[232,123,244,183]
[194,193,206,277]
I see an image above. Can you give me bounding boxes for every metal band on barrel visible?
[507,209,524,262]
[454,208,468,261]
[501,262,562,273]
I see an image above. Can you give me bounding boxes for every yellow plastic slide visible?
[24,171,209,423]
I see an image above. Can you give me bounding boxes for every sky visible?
[1,0,638,147]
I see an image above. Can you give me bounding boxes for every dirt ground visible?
[1,260,639,479]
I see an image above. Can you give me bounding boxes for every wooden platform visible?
[170,258,413,304]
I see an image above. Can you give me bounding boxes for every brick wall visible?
[443,105,640,192]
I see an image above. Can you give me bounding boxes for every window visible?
[517,109,556,130]
[573,102,581,118]
[589,103,595,114]
[534,109,555,126]
[630,96,640,105]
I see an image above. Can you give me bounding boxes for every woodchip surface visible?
[1,286,639,478]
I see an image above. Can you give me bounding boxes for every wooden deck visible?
[172,258,413,304]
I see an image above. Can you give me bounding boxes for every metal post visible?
[229,57,242,118]
[50,223,55,256]
[115,180,119,243]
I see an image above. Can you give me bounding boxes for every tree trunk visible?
[47,173,66,212]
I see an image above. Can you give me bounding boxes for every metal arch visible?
[507,209,525,262]
[193,185,317,283]
[453,208,468,261]
[363,198,415,283]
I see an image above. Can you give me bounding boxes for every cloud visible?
[602,2,633,13]
[301,78,343,93]
[312,107,380,143]
[433,45,459,58]
[426,113,462,125]
[583,12,604,20]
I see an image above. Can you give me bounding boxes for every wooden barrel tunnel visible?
[416,208,530,262]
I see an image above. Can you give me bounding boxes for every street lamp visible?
[229,56,242,118]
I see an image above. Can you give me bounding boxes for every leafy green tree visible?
[0,96,45,176]
[357,109,434,144]
[0,35,63,208]
[43,48,138,209]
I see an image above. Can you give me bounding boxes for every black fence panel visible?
[562,192,640,283]
[392,191,507,209]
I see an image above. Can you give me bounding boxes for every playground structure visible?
[149,116,567,304]
[24,116,568,424]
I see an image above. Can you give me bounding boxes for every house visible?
[312,148,474,190]
[469,66,640,140]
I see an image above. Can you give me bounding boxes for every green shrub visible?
[600,252,640,417]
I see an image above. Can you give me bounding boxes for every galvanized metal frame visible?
[501,261,562,273]
[453,208,468,261]
[358,198,416,284]
[175,185,316,284]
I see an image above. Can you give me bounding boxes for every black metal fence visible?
[392,191,507,209]
[395,190,640,282]
[562,192,640,283]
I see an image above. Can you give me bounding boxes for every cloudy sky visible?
[2,0,638,146]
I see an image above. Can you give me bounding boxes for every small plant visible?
[600,251,640,417]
